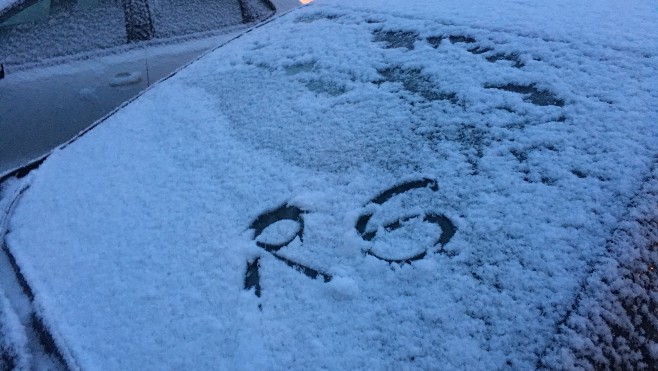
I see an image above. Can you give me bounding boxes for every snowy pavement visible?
[2,0,658,369]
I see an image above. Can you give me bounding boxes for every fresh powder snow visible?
[0,0,270,69]
[0,0,21,14]
[0,287,29,371]
[540,160,658,370]
[3,0,658,369]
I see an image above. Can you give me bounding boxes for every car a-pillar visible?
[120,0,155,42]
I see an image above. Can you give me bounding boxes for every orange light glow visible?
[300,0,314,4]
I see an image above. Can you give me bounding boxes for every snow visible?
[0,179,30,371]
[0,0,269,68]
[0,0,277,177]
[3,0,658,369]
[0,0,21,14]
[540,160,658,370]
[0,1,128,66]
[0,179,67,370]
[0,286,29,371]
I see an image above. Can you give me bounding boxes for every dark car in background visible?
[0,0,290,176]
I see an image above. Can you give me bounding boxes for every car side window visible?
[0,0,127,67]
[0,0,274,68]
[150,0,245,39]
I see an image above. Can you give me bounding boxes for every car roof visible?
[3,0,658,369]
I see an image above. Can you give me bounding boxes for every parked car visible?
[0,0,292,176]
[1,0,657,369]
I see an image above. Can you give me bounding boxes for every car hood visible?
[4,0,658,369]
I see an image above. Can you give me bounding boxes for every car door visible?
[0,0,274,175]
[0,0,149,174]
[0,56,149,173]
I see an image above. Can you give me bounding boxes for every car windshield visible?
[1,0,657,370]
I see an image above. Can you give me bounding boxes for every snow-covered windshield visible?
[2,0,657,369]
